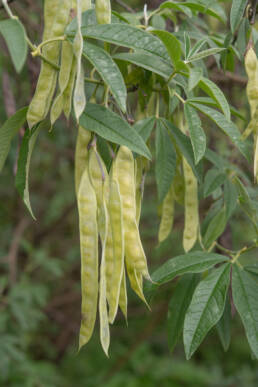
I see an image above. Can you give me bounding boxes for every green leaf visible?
[162,118,201,180]
[80,103,151,159]
[151,30,181,67]
[232,265,258,359]
[160,1,226,22]
[167,274,199,352]
[216,294,231,352]
[160,2,193,18]
[224,179,238,219]
[184,263,231,359]
[185,48,226,64]
[113,52,172,79]
[184,32,191,60]
[189,103,249,159]
[0,19,27,73]
[198,78,231,121]
[233,177,258,224]
[151,251,229,286]
[15,121,48,219]
[134,116,156,142]
[203,207,227,249]
[203,169,227,198]
[155,119,177,202]
[184,104,206,164]
[230,0,248,33]
[67,23,170,63]
[188,67,203,91]
[0,107,28,172]
[82,42,127,112]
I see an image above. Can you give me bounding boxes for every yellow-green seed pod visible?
[27,0,72,128]
[51,41,74,125]
[98,186,110,356]
[108,179,125,324]
[126,259,148,306]
[63,58,77,119]
[158,184,175,243]
[135,157,144,225]
[78,163,98,350]
[95,0,111,25]
[245,47,258,118]
[182,158,199,252]
[119,269,128,321]
[254,136,258,184]
[75,126,91,195]
[113,146,150,279]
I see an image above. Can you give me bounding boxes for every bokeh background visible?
[0,1,258,386]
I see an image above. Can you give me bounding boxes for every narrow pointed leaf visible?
[0,107,28,172]
[184,104,206,164]
[199,77,231,121]
[67,23,170,63]
[203,207,227,249]
[83,42,127,112]
[113,52,172,79]
[151,30,181,67]
[155,119,177,202]
[188,68,203,91]
[230,0,248,33]
[0,19,28,73]
[15,121,48,219]
[189,103,249,159]
[216,294,232,352]
[184,263,231,359]
[186,48,226,63]
[167,274,199,352]
[80,104,151,159]
[232,265,258,359]
[203,169,227,198]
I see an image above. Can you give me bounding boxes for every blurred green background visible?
[0,1,258,386]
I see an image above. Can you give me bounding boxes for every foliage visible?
[0,0,258,385]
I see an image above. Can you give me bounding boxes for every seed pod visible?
[108,179,125,324]
[245,47,258,117]
[158,184,175,243]
[63,58,77,119]
[27,0,72,128]
[135,157,144,225]
[119,268,128,321]
[182,158,199,252]
[98,186,110,356]
[113,146,150,279]
[50,41,74,125]
[75,126,91,195]
[78,163,98,349]
[95,0,111,25]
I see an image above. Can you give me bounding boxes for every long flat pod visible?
[78,164,98,349]
[114,146,150,278]
[75,127,91,195]
[158,184,175,243]
[108,179,125,323]
[119,268,128,321]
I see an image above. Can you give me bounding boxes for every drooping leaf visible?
[216,294,232,352]
[183,263,231,359]
[82,42,127,112]
[134,116,156,142]
[0,19,28,73]
[232,265,258,359]
[80,104,151,159]
[189,103,249,159]
[155,119,177,202]
[15,121,49,219]
[113,52,172,79]
[160,1,226,22]
[244,264,258,277]
[67,23,170,63]
[167,274,199,352]
[199,77,231,121]
[0,107,28,172]
[184,104,206,164]
[151,30,182,67]
[162,118,201,180]
[203,169,227,198]
[203,207,227,249]
[230,0,248,33]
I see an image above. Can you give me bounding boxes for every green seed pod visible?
[95,0,111,25]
